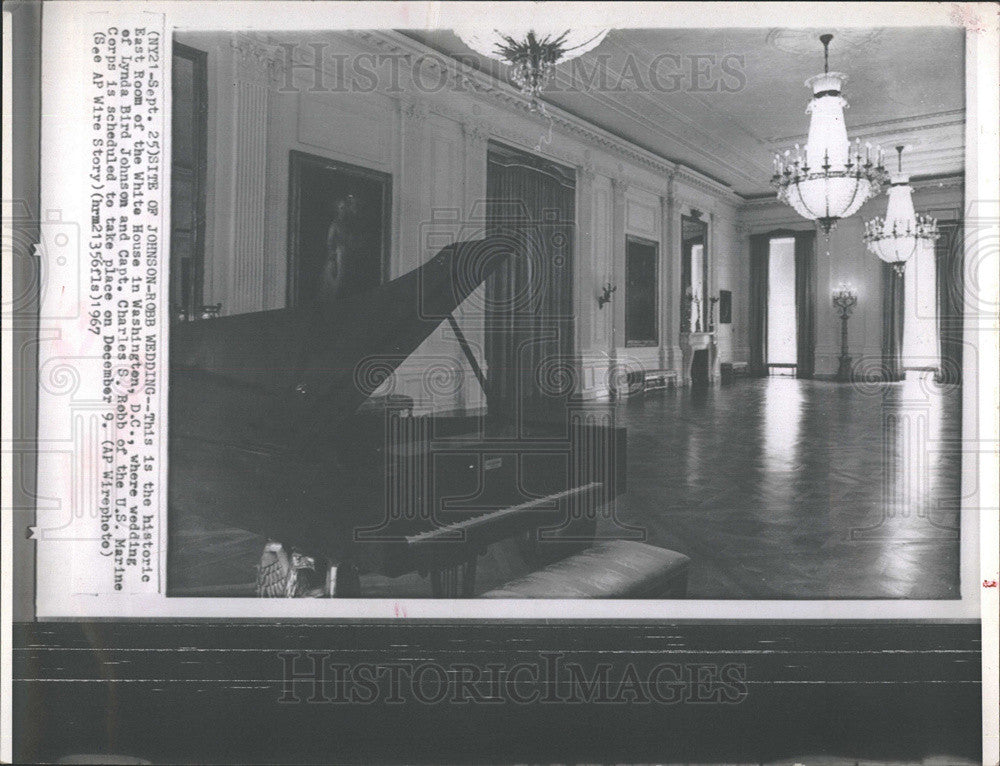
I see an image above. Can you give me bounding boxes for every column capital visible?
[580,162,597,183]
[400,97,431,122]
[231,33,279,86]
[462,120,490,148]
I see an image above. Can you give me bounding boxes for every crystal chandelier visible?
[455,26,608,109]
[863,146,940,275]
[771,34,889,234]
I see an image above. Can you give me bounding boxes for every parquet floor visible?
[169,375,962,599]
[607,374,961,599]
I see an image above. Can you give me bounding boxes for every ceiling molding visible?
[741,193,784,208]
[266,29,960,210]
[674,167,740,204]
[399,27,964,197]
[909,172,965,191]
[739,173,964,222]
[354,30,744,204]
[548,34,769,188]
[767,109,966,145]
[354,32,674,172]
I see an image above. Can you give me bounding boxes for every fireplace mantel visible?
[680,331,720,386]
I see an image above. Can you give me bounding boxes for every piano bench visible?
[480,540,690,599]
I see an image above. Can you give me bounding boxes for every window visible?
[767,236,797,368]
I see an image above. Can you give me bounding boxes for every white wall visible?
[174,30,772,411]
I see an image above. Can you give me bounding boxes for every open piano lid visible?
[170,237,505,450]
[167,237,623,571]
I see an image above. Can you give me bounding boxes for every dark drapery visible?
[749,233,769,376]
[936,221,963,385]
[485,143,575,431]
[881,262,906,381]
[793,230,816,378]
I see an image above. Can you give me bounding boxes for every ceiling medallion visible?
[765,28,885,56]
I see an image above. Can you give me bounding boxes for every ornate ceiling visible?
[403,27,965,198]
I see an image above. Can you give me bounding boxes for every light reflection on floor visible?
[170,376,962,599]
[612,375,961,599]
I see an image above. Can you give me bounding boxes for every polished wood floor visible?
[169,375,961,599]
[608,374,960,599]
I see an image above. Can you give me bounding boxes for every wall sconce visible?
[597,283,617,309]
[832,283,858,381]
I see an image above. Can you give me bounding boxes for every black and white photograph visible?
[163,22,970,602]
[3,1,998,764]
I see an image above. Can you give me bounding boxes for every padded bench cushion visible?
[481,540,690,599]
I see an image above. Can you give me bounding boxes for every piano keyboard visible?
[404,482,603,546]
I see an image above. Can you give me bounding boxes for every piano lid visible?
[170,237,508,447]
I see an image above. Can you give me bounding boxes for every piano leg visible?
[430,558,478,598]
[326,560,361,597]
[461,558,477,597]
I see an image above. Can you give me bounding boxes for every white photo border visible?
[29,1,998,626]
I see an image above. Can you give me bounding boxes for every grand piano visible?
[169,238,627,597]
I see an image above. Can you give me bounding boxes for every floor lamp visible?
[833,283,858,381]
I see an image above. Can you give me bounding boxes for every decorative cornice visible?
[349,30,741,205]
[742,193,782,208]
[663,169,676,206]
[674,166,738,203]
[231,33,280,86]
[909,172,964,192]
[481,114,581,169]
[261,28,742,205]
[767,109,966,146]
[462,120,490,147]
[740,173,964,214]
[400,97,430,122]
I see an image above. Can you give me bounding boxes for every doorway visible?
[484,141,575,429]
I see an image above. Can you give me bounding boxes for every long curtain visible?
[793,230,816,378]
[485,143,575,431]
[881,262,906,381]
[936,221,963,385]
[749,233,769,376]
